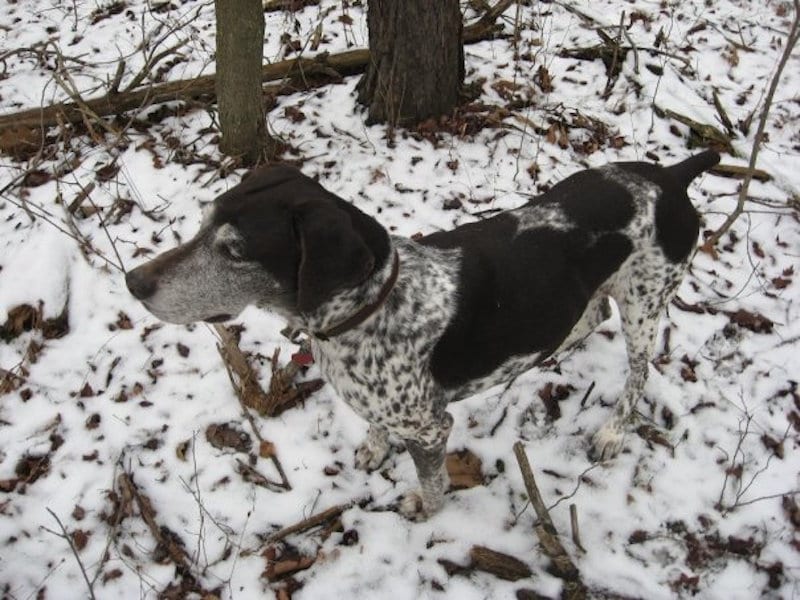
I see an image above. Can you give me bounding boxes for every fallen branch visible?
[0,50,368,134]
[463,0,516,43]
[0,0,514,135]
[653,104,734,154]
[213,324,293,490]
[469,545,533,581]
[709,163,771,182]
[264,502,351,545]
[513,441,586,599]
[214,323,322,419]
[117,471,192,573]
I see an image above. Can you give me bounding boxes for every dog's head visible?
[125,166,389,324]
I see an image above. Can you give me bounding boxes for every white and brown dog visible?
[126,150,719,519]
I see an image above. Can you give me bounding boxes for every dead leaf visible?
[537,382,573,420]
[635,424,673,451]
[206,423,252,453]
[772,276,792,289]
[114,312,133,330]
[102,568,123,584]
[446,449,484,490]
[176,439,191,461]
[95,162,120,182]
[1,304,40,340]
[760,434,784,459]
[22,169,52,188]
[0,479,18,493]
[727,309,774,334]
[14,453,50,484]
[71,529,89,551]
[535,64,553,92]
[259,440,276,459]
[284,106,306,123]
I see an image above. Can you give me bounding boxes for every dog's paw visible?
[590,424,625,461]
[397,490,442,521]
[354,440,389,471]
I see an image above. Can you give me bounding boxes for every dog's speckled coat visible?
[126,150,719,518]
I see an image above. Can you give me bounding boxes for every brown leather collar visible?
[314,251,400,341]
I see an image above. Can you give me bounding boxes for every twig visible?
[620,20,640,74]
[118,471,192,572]
[716,411,752,512]
[579,382,595,409]
[512,442,586,598]
[235,458,285,492]
[212,324,293,490]
[601,12,625,99]
[569,504,586,553]
[3,192,121,271]
[43,508,96,600]
[259,502,352,549]
[547,463,601,513]
[730,490,800,510]
[85,193,125,273]
[489,405,509,436]
[704,0,800,248]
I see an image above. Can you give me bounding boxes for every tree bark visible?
[214,0,275,164]
[357,0,464,126]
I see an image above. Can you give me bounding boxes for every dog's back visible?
[420,150,719,396]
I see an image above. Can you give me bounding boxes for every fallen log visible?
[0,0,513,135]
[0,50,368,134]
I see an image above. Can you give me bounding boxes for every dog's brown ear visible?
[294,204,375,314]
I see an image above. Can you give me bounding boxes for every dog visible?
[126,150,720,519]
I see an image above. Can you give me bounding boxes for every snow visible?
[1,0,799,598]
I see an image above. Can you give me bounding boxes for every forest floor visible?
[1,1,799,598]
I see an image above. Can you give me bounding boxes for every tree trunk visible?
[357,0,464,126]
[214,0,276,164]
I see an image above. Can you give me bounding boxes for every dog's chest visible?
[310,241,460,432]
[312,334,427,427]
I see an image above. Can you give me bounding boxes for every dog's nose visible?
[125,268,157,300]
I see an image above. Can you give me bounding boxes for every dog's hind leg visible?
[590,257,685,460]
[398,412,453,519]
[355,425,391,471]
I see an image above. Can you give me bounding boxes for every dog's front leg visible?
[398,412,453,520]
[354,425,390,471]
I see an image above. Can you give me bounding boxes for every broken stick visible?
[513,441,586,599]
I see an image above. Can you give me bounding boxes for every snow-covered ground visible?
[1,1,798,598]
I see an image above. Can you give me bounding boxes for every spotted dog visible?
[126,150,720,519]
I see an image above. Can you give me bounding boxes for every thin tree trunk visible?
[357,0,464,126]
[215,0,276,164]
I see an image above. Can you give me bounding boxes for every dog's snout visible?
[126,267,157,300]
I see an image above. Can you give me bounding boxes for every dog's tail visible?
[666,149,720,188]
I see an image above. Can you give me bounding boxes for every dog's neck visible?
[297,242,399,337]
